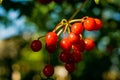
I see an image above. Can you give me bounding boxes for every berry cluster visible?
[30,16,102,78]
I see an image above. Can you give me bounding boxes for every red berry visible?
[94,18,102,30]
[65,53,74,64]
[71,22,84,35]
[84,38,95,51]
[43,64,54,77]
[46,32,58,46]
[45,44,56,53]
[65,63,75,73]
[68,33,80,44]
[83,17,96,31]
[72,51,82,63]
[73,39,85,52]
[59,51,70,63]
[59,51,74,63]
[30,40,42,52]
[60,38,72,51]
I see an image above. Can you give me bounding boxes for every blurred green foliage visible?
[0,0,120,80]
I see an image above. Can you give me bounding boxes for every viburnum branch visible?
[69,19,82,23]
[38,35,45,40]
[69,0,89,20]
[52,19,68,33]
[31,0,103,77]
[52,23,63,32]
[68,26,71,34]
[63,23,69,38]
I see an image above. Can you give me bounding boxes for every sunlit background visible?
[0,0,120,80]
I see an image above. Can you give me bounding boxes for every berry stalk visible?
[69,0,89,20]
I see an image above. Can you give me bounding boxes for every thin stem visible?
[52,23,63,32]
[57,28,63,36]
[69,19,82,23]
[38,36,45,40]
[68,26,71,34]
[69,0,89,20]
[52,19,67,32]
[63,23,68,38]
[80,34,83,40]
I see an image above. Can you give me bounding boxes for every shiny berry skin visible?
[71,22,84,35]
[46,32,58,46]
[31,40,42,52]
[68,33,80,44]
[65,63,75,73]
[72,51,82,63]
[94,18,102,30]
[83,17,96,31]
[43,64,54,77]
[84,38,95,51]
[60,38,72,51]
[73,39,85,52]
[45,44,56,53]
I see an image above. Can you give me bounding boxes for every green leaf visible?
[94,0,99,4]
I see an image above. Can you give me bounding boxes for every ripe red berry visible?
[46,32,58,46]
[59,51,75,63]
[72,51,82,63]
[84,38,95,51]
[68,33,80,44]
[65,53,74,64]
[45,44,56,53]
[60,38,72,51]
[65,63,75,73]
[83,17,96,31]
[30,40,42,52]
[43,64,54,77]
[71,22,84,35]
[73,39,85,52]
[59,51,70,63]
[94,18,102,30]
